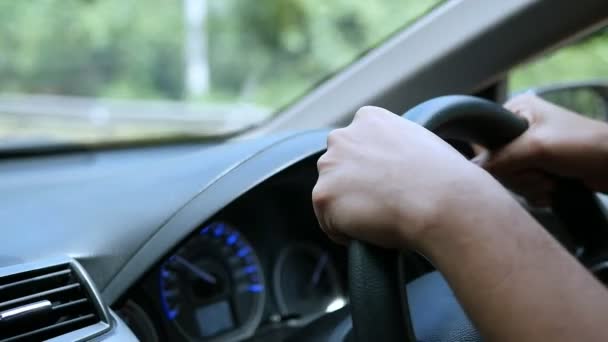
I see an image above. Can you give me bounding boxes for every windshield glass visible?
[0,0,443,147]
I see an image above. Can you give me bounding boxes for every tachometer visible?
[273,243,345,320]
[159,222,265,341]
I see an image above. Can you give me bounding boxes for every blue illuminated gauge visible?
[159,222,265,341]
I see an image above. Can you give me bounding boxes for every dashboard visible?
[0,129,345,341]
[119,160,350,341]
[0,128,607,341]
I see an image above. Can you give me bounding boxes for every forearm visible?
[552,117,608,193]
[417,173,608,341]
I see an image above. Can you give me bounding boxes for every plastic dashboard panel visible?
[0,129,329,307]
[102,130,329,304]
[1,128,607,312]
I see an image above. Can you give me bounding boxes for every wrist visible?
[405,166,526,258]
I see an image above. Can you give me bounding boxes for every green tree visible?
[0,0,442,111]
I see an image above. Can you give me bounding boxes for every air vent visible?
[0,258,111,341]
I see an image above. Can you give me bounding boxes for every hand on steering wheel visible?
[314,95,608,342]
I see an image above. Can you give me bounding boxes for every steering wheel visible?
[348,95,608,342]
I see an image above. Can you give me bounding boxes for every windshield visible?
[0,0,442,147]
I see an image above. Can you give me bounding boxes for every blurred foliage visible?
[2,0,605,142]
[0,0,184,99]
[0,0,441,112]
[510,28,608,92]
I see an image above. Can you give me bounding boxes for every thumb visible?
[482,132,543,176]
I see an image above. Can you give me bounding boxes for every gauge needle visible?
[310,253,328,288]
[174,255,217,284]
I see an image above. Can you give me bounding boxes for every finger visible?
[318,129,349,175]
[312,185,332,241]
[353,105,394,121]
[470,149,490,166]
[471,144,487,156]
[326,127,349,149]
[476,97,540,175]
[312,178,330,219]
[504,93,536,110]
[312,185,349,246]
[482,134,544,176]
[316,152,335,175]
[511,108,535,126]
[351,106,401,133]
[504,95,539,125]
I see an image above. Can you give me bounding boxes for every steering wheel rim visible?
[348,95,608,342]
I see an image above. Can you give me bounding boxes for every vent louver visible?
[0,259,111,341]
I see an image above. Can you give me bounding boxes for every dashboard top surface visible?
[0,130,329,304]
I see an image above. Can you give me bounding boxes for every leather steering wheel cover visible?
[405,95,528,149]
[348,241,414,342]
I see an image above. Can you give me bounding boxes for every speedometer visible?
[159,222,265,341]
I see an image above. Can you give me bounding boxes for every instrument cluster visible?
[119,179,348,341]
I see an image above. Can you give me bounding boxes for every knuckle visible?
[326,128,347,148]
[311,183,331,208]
[504,98,521,111]
[316,153,331,170]
[513,92,537,103]
[505,93,536,110]
[353,106,398,130]
[527,133,547,158]
[354,106,382,121]
[503,100,517,112]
